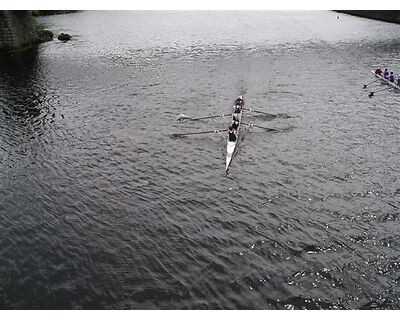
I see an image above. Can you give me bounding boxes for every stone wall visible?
[0,10,38,52]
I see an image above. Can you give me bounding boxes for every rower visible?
[397,76,400,86]
[375,67,382,75]
[389,72,395,82]
[383,68,389,78]
[228,126,237,142]
[234,95,244,107]
[231,118,239,131]
[233,104,241,114]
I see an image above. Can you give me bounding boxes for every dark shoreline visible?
[32,10,78,17]
[335,10,400,24]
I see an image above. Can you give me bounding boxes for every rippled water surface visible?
[1,11,400,309]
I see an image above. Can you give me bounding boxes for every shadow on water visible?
[0,48,44,119]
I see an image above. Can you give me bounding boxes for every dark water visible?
[1,11,400,309]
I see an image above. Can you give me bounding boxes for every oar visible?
[369,86,391,97]
[170,129,227,138]
[178,114,231,121]
[243,107,277,117]
[363,78,380,89]
[242,122,280,132]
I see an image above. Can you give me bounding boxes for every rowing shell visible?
[225,106,243,172]
[372,70,400,90]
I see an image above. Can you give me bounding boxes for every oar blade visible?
[264,127,280,132]
[276,113,292,119]
[177,114,192,122]
[368,85,392,97]
[170,133,184,138]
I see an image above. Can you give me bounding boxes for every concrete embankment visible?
[0,11,38,52]
[336,10,400,24]
[0,10,60,53]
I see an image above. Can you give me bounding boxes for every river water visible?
[1,10,400,309]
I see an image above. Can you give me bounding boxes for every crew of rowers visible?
[228,96,244,142]
[375,67,400,86]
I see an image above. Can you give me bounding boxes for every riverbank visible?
[336,10,400,24]
[32,10,78,17]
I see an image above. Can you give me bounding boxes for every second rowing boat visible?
[371,70,400,90]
